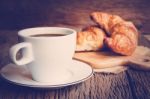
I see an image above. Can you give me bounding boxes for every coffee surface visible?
[31,34,66,37]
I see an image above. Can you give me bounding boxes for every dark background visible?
[0,0,149,34]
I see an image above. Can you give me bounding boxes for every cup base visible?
[32,69,72,84]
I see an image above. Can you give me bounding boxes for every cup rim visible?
[18,27,76,39]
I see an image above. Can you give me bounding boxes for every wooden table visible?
[0,29,150,99]
[0,0,150,99]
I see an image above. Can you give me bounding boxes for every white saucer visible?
[0,60,93,88]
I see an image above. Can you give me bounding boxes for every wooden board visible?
[73,46,150,69]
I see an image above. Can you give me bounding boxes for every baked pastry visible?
[91,12,138,55]
[76,26,106,51]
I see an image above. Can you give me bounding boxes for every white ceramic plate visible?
[0,60,93,88]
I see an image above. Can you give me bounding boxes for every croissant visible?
[76,26,106,51]
[91,12,138,55]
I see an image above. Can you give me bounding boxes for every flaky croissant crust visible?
[91,12,138,55]
[76,26,105,51]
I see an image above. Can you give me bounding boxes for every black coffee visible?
[30,34,66,37]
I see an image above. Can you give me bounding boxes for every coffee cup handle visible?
[9,42,34,66]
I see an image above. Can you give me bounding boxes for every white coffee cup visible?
[9,27,76,83]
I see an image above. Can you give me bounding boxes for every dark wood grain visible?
[0,0,150,99]
[0,71,133,99]
[127,70,150,99]
[0,0,150,34]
